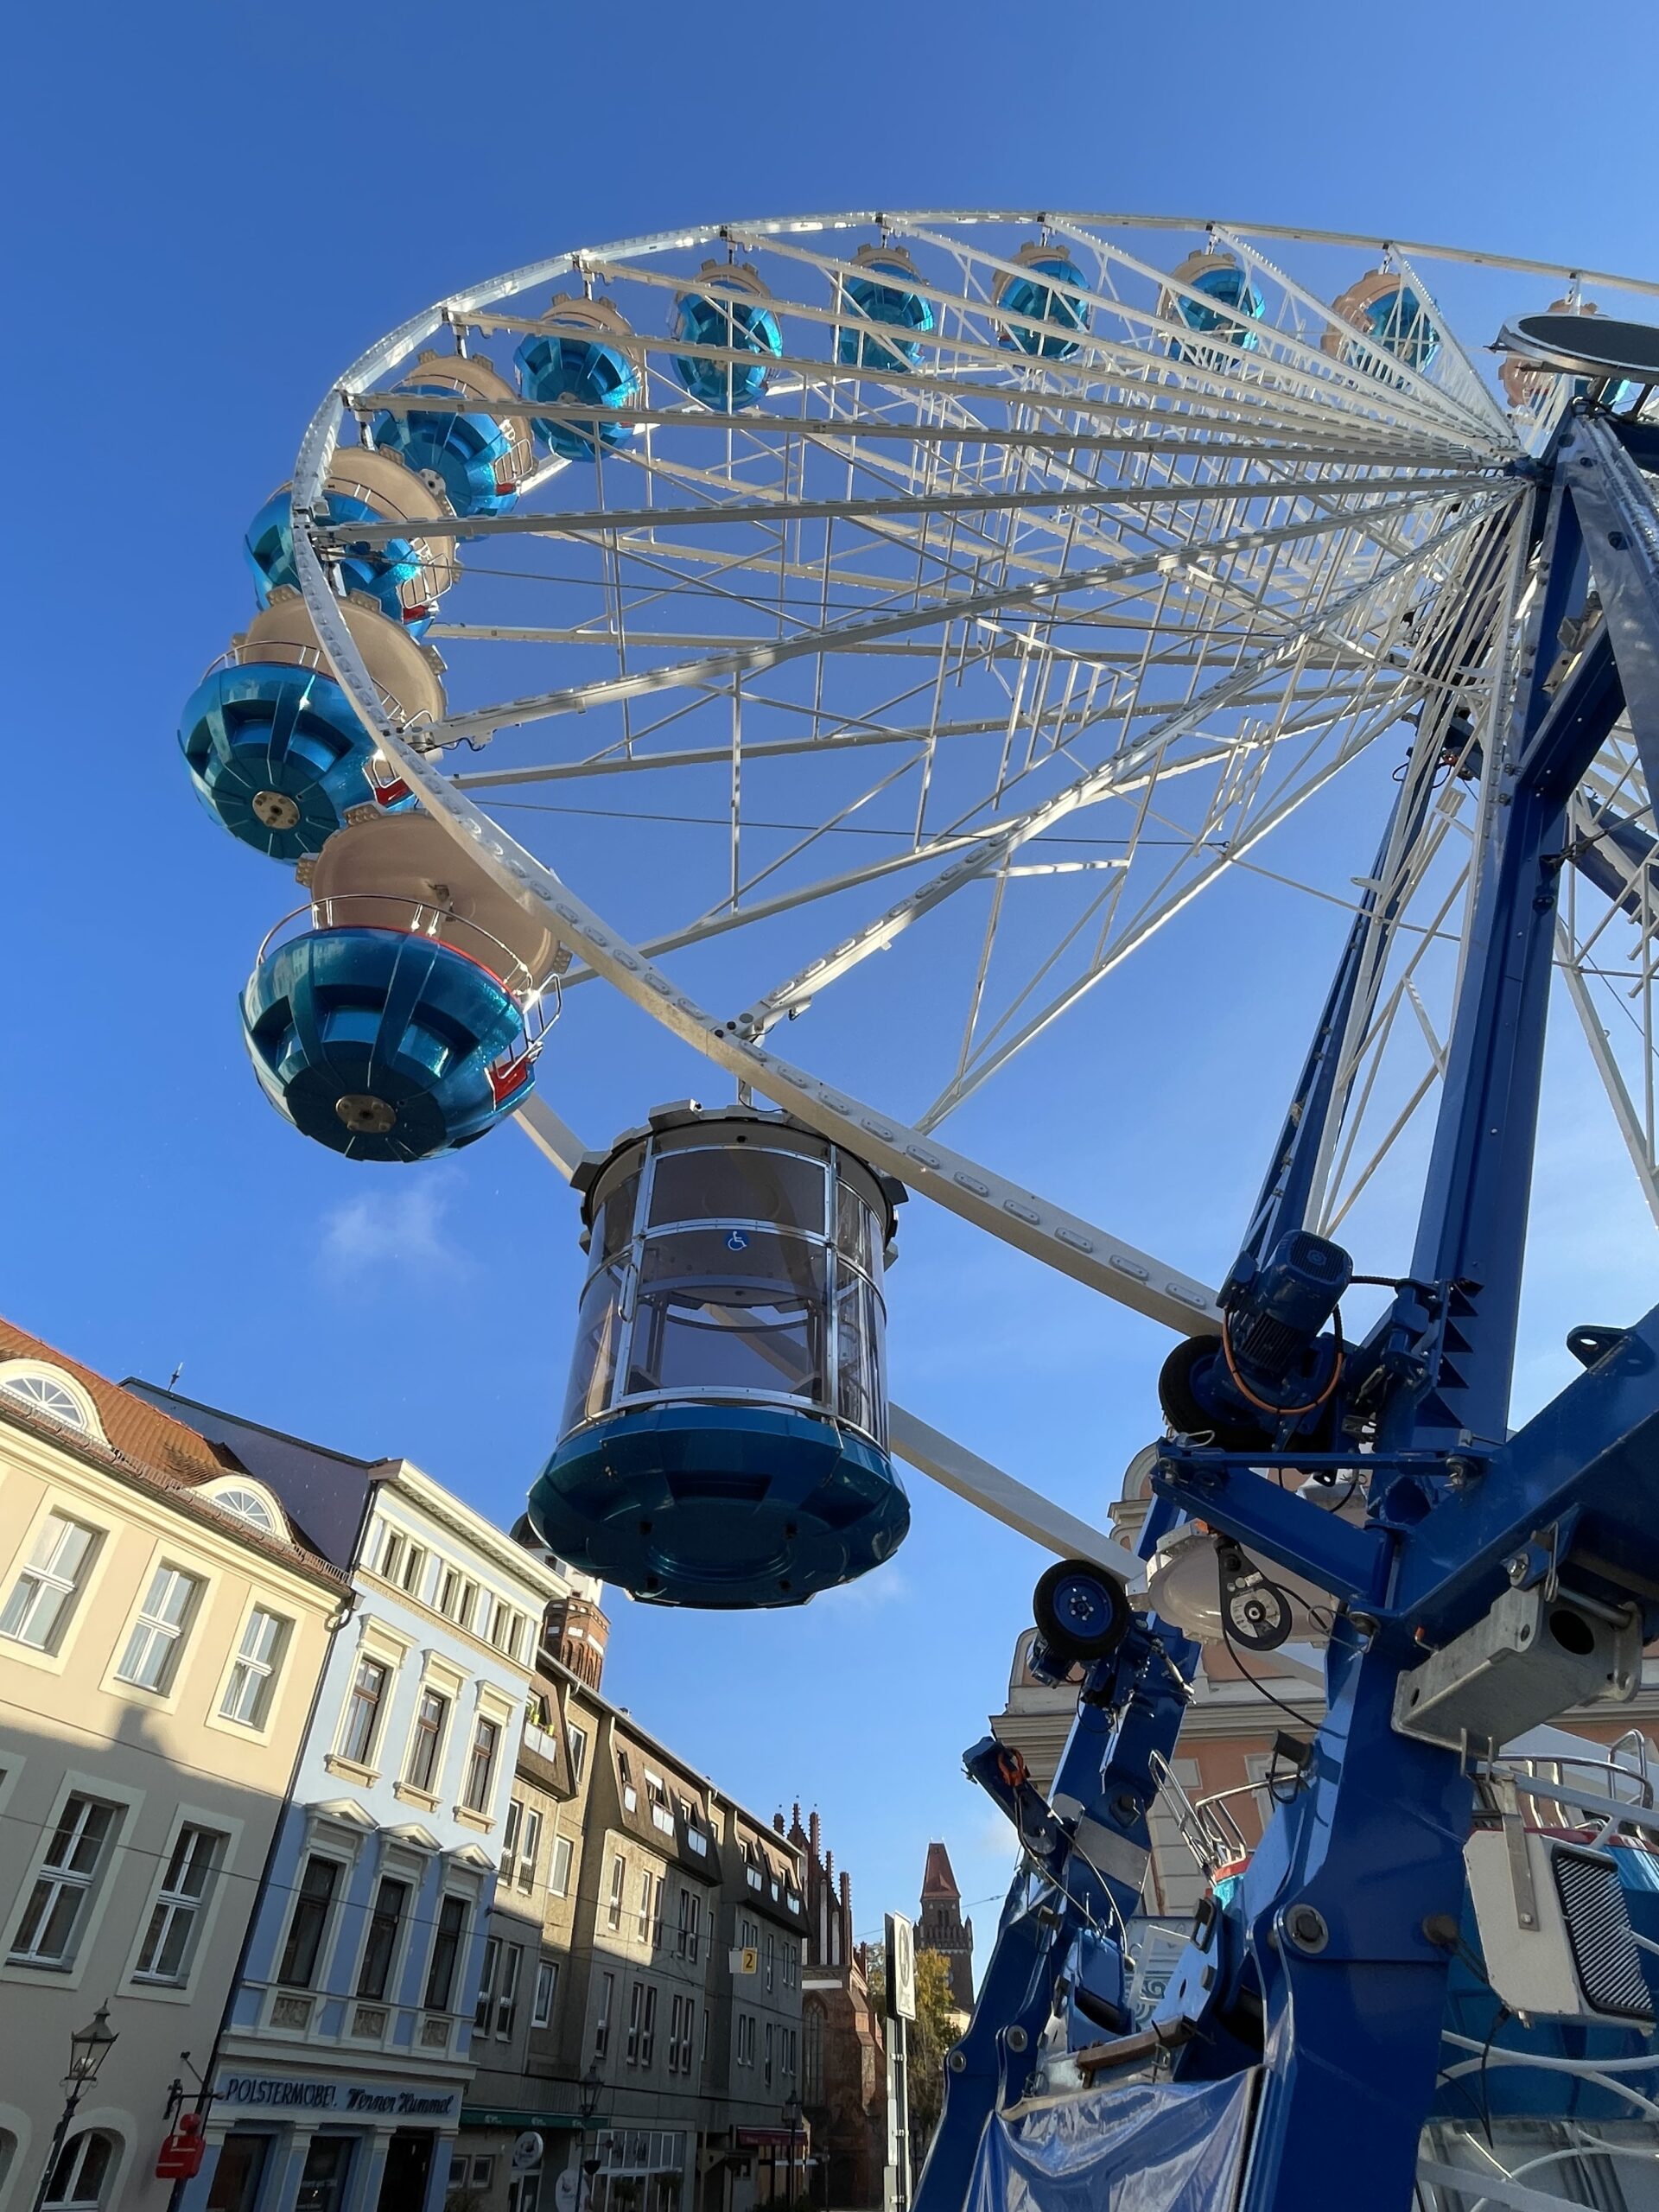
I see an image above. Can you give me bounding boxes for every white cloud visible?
[318,1175,470,1283]
[815,1564,912,1616]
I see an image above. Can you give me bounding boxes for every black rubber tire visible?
[1033,1558,1134,1665]
[1157,1333,1268,1451]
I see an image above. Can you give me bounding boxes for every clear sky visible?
[4,0,1656,1965]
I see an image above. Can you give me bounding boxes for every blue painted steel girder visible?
[1122,410,1659,2212]
[912,1619,1198,2212]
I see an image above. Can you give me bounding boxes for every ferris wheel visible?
[179,211,1659,1613]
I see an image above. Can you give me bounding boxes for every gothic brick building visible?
[784,1805,886,2209]
[918,1841,975,2016]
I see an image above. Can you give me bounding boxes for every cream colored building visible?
[0,1319,347,2212]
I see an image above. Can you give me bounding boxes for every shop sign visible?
[215,2072,460,2120]
[156,2116,207,2180]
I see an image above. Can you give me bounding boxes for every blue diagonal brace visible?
[1147,1451,1394,1610]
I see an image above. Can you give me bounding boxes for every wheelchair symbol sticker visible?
[726,1230,749,1252]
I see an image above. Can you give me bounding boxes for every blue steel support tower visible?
[915,391,1659,2210]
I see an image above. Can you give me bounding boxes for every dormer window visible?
[202,1481,282,1537]
[0,1363,103,1441]
[646,1776,675,1836]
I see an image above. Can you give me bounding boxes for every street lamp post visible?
[30,2005,118,2212]
[782,2093,804,2210]
[580,2062,604,2126]
[574,2061,606,2212]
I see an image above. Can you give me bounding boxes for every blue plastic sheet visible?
[964,2074,1257,2212]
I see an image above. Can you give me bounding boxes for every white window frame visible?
[0,1362,103,1440]
[218,1605,291,1731]
[39,2125,120,2209]
[131,1820,226,1986]
[275,1847,349,1992]
[404,1686,452,1796]
[200,1478,284,1537]
[567,1724,589,1787]
[549,1832,574,1898]
[516,1806,543,1893]
[593,1968,614,2057]
[338,1655,391,1769]
[115,1562,204,1694]
[495,1942,523,2039]
[474,1935,500,2031]
[423,1890,472,2014]
[353,1869,414,2004]
[531,1956,558,2030]
[0,1511,101,1655]
[8,1790,125,1970]
[607,1854,625,1930]
[462,1713,501,1815]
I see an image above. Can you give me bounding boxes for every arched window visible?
[42,2128,118,2209]
[204,1482,279,1535]
[0,1364,102,1440]
[803,1997,825,2103]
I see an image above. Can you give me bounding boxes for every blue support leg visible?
[912,1618,1198,2212]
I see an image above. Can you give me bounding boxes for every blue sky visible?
[5,0,1657,1961]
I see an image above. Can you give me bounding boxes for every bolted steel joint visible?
[1284,1904,1330,1955]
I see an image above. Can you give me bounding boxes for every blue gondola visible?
[244,447,455,635]
[179,590,440,860]
[836,244,935,373]
[370,348,532,520]
[529,1105,911,1607]
[996,242,1090,361]
[242,924,533,1162]
[671,261,783,410]
[1166,251,1262,363]
[514,296,639,461]
[1328,270,1441,375]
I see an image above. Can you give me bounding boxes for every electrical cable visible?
[1218,1306,1344,1421]
[1477,2003,1509,2147]
[1218,1612,1318,1733]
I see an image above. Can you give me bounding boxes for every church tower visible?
[918,1840,975,2013]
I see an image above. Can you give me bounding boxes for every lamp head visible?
[67,2005,118,2087]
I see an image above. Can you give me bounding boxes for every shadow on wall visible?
[0,1695,301,2209]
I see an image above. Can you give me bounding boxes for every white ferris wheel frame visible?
[279,213,1659,1530]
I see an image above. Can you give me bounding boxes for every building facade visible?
[915,1846,973,2018]
[789,1809,884,2211]
[0,1321,344,2212]
[127,1391,573,2212]
[450,1603,808,2212]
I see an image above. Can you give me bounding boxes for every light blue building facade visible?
[129,1392,570,2212]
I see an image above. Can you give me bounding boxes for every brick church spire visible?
[918,1840,975,2012]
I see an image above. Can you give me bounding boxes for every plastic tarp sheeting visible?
[964,2073,1257,2212]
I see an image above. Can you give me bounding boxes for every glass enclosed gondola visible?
[995,241,1090,360]
[243,448,459,632]
[1162,250,1262,364]
[1325,269,1441,376]
[671,260,783,410]
[529,1105,910,1608]
[835,244,934,373]
[178,588,442,860]
[370,348,535,521]
[514,296,639,461]
[240,809,560,1160]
